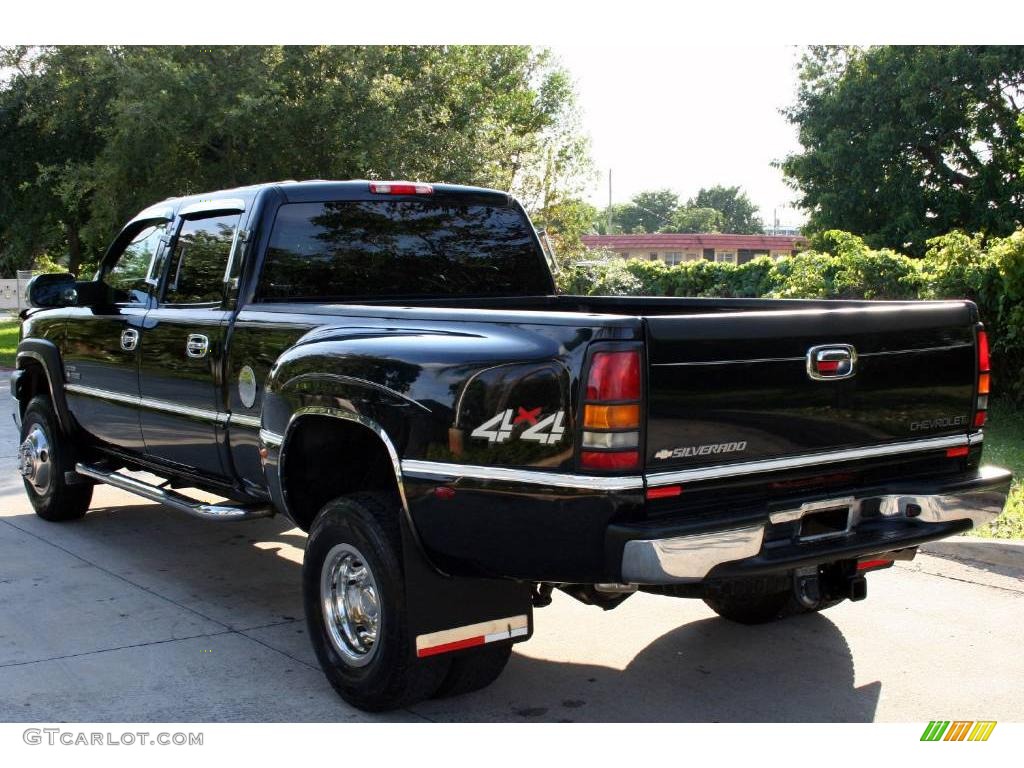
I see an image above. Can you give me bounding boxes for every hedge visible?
[557,230,1024,402]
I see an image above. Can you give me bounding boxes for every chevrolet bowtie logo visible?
[807,344,857,381]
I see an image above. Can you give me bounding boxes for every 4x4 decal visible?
[471,407,566,445]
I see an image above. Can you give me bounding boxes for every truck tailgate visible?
[644,302,978,472]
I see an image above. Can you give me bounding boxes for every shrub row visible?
[556,230,1024,402]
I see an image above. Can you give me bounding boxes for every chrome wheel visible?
[19,424,52,496]
[321,543,381,666]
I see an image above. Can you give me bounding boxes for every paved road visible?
[1,372,1022,722]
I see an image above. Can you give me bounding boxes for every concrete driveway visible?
[1,372,1022,722]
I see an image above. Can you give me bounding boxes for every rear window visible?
[257,200,551,300]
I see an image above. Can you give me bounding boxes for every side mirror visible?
[26,272,78,308]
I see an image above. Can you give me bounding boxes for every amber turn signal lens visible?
[978,373,990,395]
[583,404,640,429]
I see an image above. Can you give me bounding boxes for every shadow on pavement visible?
[468,614,882,722]
[1,501,881,722]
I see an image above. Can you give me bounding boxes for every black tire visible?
[703,585,845,625]
[303,492,450,711]
[432,641,512,699]
[19,395,92,522]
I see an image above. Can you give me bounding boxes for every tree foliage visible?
[663,206,723,233]
[687,185,763,234]
[781,45,1024,255]
[600,185,762,234]
[0,45,590,275]
[614,189,679,233]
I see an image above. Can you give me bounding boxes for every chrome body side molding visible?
[646,434,973,488]
[259,428,283,447]
[400,459,645,492]
[65,383,228,425]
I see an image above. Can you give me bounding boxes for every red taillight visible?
[580,451,640,470]
[974,326,990,431]
[369,181,433,195]
[977,330,990,373]
[946,446,970,458]
[586,351,641,401]
[581,348,642,472]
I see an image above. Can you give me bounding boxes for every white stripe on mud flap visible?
[416,614,529,658]
[484,626,529,644]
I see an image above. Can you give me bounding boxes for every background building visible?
[580,233,808,265]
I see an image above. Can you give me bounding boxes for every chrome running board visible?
[75,463,274,521]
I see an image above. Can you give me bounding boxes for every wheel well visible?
[15,360,49,418]
[280,415,402,531]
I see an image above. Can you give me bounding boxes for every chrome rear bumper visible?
[621,465,1013,584]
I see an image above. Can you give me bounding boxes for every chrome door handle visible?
[186,334,210,358]
[120,328,139,351]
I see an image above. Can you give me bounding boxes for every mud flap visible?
[400,514,534,660]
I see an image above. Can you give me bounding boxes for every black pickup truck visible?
[13,180,1012,711]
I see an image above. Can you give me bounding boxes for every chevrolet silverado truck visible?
[13,180,1012,711]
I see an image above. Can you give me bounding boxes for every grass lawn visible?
[975,399,1024,539]
[0,318,19,369]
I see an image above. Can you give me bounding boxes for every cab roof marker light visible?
[369,181,434,195]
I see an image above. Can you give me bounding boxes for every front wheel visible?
[19,395,92,522]
[303,493,450,711]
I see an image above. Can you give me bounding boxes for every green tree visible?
[781,45,1024,255]
[0,45,590,275]
[531,198,597,263]
[0,46,121,275]
[662,206,724,233]
[595,203,630,234]
[688,185,763,234]
[608,188,679,233]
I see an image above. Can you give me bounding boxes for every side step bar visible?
[75,463,275,522]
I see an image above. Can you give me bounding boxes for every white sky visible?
[553,45,807,228]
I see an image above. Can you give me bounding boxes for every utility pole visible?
[607,168,613,233]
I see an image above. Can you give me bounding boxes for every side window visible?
[164,214,240,305]
[102,223,167,304]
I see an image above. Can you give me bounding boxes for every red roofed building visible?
[580,233,808,266]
